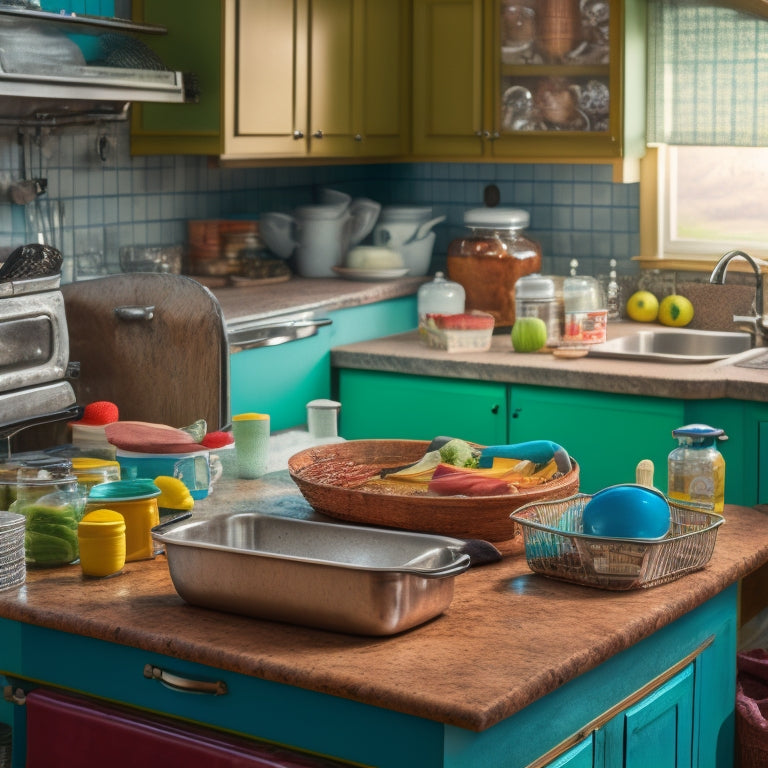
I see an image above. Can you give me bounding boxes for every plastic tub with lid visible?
[447,208,541,328]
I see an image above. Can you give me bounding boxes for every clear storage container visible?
[447,208,542,328]
[667,424,726,513]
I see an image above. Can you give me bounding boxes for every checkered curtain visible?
[647,0,768,145]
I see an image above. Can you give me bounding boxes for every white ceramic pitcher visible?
[260,198,381,277]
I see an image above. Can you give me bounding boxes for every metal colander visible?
[0,511,25,591]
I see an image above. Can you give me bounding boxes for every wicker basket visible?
[510,494,723,590]
[0,511,25,592]
[288,439,580,543]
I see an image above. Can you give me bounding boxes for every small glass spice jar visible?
[447,208,542,329]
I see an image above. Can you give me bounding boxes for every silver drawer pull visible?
[115,305,155,321]
[143,664,228,696]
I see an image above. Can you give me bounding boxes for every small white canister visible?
[514,274,560,347]
[417,271,466,343]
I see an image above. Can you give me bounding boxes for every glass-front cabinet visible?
[412,0,646,164]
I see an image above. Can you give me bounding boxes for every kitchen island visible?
[1,471,767,767]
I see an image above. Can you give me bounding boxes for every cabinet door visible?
[225,0,310,158]
[601,665,694,768]
[509,385,683,494]
[337,369,507,445]
[354,0,409,157]
[131,0,225,156]
[412,0,487,157]
[307,0,355,156]
[544,736,594,768]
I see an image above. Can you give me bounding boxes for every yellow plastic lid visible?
[79,508,126,534]
[232,413,269,421]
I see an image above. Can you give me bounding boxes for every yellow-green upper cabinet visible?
[131,0,408,161]
[308,0,409,159]
[411,0,646,167]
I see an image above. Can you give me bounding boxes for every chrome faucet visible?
[709,249,768,346]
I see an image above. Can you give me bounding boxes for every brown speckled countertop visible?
[331,322,768,401]
[204,276,425,326]
[1,472,767,733]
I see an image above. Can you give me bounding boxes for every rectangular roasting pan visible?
[152,512,471,636]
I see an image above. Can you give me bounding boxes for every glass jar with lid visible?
[447,208,542,328]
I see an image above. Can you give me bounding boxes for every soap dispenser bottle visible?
[667,424,726,513]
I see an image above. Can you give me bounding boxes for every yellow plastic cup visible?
[78,509,126,578]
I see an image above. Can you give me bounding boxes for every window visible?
[658,144,768,260]
[641,2,768,267]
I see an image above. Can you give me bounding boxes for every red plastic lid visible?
[71,401,119,426]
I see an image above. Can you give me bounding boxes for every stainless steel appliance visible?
[0,266,80,450]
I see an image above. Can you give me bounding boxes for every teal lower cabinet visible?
[0,586,737,767]
[507,385,685,494]
[685,399,768,508]
[333,367,766,504]
[337,369,507,446]
[546,737,594,767]
[230,298,417,432]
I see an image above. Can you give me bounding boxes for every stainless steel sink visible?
[587,329,753,363]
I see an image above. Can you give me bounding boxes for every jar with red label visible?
[447,208,542,328]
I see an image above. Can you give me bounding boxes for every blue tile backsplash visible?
[0,121,640,283]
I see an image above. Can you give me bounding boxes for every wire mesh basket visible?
[0,511,25,591]
[510,493,724,590]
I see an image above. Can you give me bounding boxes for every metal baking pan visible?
[152,512,471,636]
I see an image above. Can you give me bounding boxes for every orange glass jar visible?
[447,208,542,329]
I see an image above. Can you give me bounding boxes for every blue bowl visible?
[582,484,671,540]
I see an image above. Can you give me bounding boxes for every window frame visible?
[638,144,768,271]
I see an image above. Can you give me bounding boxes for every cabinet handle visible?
[512,408,521,419]
[143,664,228,696]
[292,130,304,140]
[313,130,324,139]
[474,130,483,138]
[354,133,362,142]
[488,131,500,141]
[114,305,154,321]
[491,404,500,415]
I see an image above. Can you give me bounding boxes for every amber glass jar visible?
[447,208,542,328]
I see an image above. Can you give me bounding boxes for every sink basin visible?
[587,329,753,363]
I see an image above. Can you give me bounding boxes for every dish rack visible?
[510,494,724,590]
[0,511,25,591]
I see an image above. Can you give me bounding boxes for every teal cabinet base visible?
[0,586,737,768]
[230,298,417,432]
[337,369,507,446]
[334,366,766,505]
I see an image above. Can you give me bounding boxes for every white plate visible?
[333,266,410,281]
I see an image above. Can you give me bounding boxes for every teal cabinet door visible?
[544,736,594,767]
[336,370,507,445]
[685,398,768,507]
[602,665,694,768]
[231,298,417,432]
[508,385,684,494]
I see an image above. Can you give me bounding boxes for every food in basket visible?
[379,437,568,496]
[582,484,671,540]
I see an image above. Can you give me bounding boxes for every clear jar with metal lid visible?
[514,274,561,347]
[447,208,542,328]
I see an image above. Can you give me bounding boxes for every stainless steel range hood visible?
[0,7,195,122]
